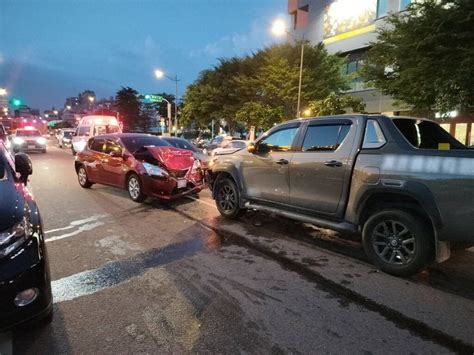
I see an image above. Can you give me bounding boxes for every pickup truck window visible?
[363,120,386,149]
[302,125,350,151]
[393,119,466,150]
[259,127,298,153]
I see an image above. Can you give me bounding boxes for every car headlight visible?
[143,162,169,178]
[0,217,33,258]
[13,137,24,145]
[37,137,46,145]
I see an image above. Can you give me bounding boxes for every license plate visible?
[28,145,35,149]
[177,179,187,189]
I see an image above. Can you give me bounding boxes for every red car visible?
[75,133,205,202]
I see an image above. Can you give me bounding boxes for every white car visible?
[57,129,75,148]
[211,140,249,156]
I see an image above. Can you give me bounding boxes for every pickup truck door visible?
[289,119,357,215]
[241,124,300,204]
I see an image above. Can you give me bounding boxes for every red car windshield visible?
[121,136,170,153]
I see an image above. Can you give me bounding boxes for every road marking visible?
[44,214,108,234]
[0,332,12,355]
[186,195,217,209]
[46,221,105,243]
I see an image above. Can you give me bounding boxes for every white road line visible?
[186,195,217,209]
[46,221,105,243]
[0,332,12,355]
[44,214,108,234]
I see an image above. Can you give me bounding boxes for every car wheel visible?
[77,166,93,188]
[362,209,433,277]
[215,177,245,219]
[127,174,146,202]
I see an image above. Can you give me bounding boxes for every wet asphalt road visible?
[4,141,474,354]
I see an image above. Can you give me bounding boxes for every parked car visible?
[208,115,474,276]
[0,141,53,330]
[72,115,121,155]
[211,140,249,157]
[203,135,232,155]
[75,133,205,202]
[57,128,75,148]
[162,137,211,169]
[11,127,47,153]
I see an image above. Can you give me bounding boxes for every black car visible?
[0,141,53,330]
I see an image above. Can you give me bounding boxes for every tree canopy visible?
[182,42,350,132]
[362,0,474,116]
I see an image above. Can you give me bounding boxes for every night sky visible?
[0,0,287,111]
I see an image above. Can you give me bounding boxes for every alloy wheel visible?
[78,168,87,186]
[372,220,416,265]
[217,184,236,213]
[128,177,140,200]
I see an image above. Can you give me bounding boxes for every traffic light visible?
[11,98,22,107]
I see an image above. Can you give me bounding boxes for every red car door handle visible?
[324,160,343,167]
[275,159,289,165]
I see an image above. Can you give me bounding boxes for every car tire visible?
[215,177,245,219]
[362,209,433,277]
[77,165,93,188]
[127,174,146,202]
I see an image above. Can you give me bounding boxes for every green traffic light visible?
[12,98,22,107]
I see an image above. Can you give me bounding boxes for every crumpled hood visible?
[147,146,194,171]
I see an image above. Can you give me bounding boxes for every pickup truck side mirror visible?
[247,142,256,154]
[15,153,33,185]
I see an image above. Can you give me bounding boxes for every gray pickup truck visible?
[208,115,474,276]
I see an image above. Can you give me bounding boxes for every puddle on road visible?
[52,229,222,303]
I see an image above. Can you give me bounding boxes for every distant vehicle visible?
[203,135,232,155]
[208,115,474,276]
[12,127,47,153]
[162,137,211,169]
[57,128,75,148]
[75,133,205,202]
[72,115,121,155]
[211,140,249,157]
[0,141,53,331]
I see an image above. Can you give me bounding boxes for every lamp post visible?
[88,96,95,113]
[155,69,180,136]
[271,19,305,118]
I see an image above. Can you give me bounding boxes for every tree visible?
[309,93,366,116]
[182,42,349,133]
[115,87,141,130]
[235,102,284,130]
[362,0,474,115]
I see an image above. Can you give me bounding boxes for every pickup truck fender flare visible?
[352,181,443,230]
[210,165,244,199]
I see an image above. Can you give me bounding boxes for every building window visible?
[377,0,388,18]
[400,0,411,11]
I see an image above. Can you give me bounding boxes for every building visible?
[288,0,412,114]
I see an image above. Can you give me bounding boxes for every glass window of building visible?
[377,0,388,18]
[400,0,411,11]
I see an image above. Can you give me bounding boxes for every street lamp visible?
[271,18,306,118]
[154,69,180,136]
[66,105,72,111]
[0,88,7,96]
